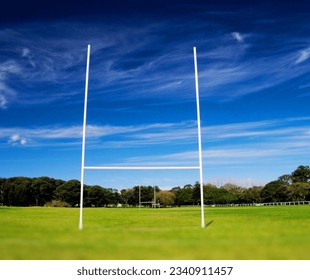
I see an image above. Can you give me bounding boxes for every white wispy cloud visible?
[198,46,310,99]
[122,135,310,168]
[0,94,7,109]
[10,134,20,142]
[0,60,21,76]
[231,32,244,42]
[21,48,30,57]
[95,117,310,168]
[203,118,310,141]
[1,117,310,149]
[0,16,310,111]
[294,48,310,65]
[8,134,27,145]
[0,121,196,147]
[1,18,309,108]
[3,117,309,177]
[0,82,16,109]
[21,47,36,68]
[0,60,23,108]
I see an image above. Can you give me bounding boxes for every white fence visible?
[205,201,310,207]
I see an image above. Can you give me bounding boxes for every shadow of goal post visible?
[79,45,205,230]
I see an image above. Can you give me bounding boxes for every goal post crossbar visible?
[84,166,200,170]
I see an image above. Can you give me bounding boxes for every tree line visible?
[1,166,310,207]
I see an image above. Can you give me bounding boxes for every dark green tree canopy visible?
[291,165,310,183]
[1,165,310,207]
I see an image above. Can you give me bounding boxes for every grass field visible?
[0,205,309,260]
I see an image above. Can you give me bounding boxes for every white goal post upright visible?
[79,44,91,230]
[193,47,205,228]
[79,45,205,230]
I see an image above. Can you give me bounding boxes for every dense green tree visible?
[140,186,158,204]
[243,186,263,203]
[127,186,140,206]
[55,180,80,206]
[0,178,5,204]
[278,174,292,185]
[1,178,14,206]
[261,180,287,202]
[192,181,201,204]
[291,165,310,183]
[84,185,108,207]
[5,177,34,206]
[171,185,194,206]
[286,182,310,201]
[201,184,216,204]
[120,188,134,205]
[192,182,240,205]
[205,187,237,204]
[106,188,121,206]
[221,183,246,203]
[192,182,238,205]
[31,177,57,206]
[125,186,159,206]
[156,191,176,206]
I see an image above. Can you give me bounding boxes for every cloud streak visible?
[2,117,310,172]
[295,48,310,65]
[9,134,27,145]
[231,32,244,42]
[1,16,310,108]
[0,121,196,147]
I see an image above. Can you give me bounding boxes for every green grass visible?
[0,205,309,259]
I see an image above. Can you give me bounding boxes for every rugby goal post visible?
[79,45,205,229]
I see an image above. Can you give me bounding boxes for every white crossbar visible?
[84,166,200,170]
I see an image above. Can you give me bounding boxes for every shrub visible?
[44,200,70,207]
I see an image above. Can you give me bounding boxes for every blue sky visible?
[1,0,310,189]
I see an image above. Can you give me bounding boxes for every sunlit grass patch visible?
[0,206,309,259]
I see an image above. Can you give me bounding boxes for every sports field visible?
[0,206,309,260]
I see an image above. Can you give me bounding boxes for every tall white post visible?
[154,186,156,208]
[193,47,205,228]
[79,44,91,230]
[139,186,141,209]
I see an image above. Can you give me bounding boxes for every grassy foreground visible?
[0,206,309,260]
